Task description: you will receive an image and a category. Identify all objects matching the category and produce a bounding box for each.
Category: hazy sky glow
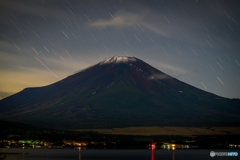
[0,0,240,99]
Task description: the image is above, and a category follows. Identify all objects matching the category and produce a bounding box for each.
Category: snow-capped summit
[99,56,136,65]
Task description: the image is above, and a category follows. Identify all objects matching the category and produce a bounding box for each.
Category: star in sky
[0,0,240,99]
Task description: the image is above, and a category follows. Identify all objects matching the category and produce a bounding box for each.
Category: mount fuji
[0,56,239,129]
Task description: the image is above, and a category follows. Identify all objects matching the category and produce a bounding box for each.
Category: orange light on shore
[151,144,155,149]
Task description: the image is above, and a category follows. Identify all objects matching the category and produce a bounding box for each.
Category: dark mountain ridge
[0,56,239,129]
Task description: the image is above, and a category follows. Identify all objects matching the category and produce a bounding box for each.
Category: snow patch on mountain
[116,56,128,64]
[99,56,136,65]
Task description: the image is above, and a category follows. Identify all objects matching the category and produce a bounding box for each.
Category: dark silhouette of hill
[0,56,239,129]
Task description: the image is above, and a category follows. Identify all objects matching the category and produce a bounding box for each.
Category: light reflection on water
[152,149,154,160]
[172,150,175,160]
[79,147,81,160]
[1,148,239,160]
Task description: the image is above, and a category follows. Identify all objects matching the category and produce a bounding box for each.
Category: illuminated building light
[150,144,155,149]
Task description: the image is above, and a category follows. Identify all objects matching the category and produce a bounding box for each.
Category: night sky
[0,0,240,100]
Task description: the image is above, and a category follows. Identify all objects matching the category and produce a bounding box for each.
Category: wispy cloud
[91,10,146,28]
[147,60,199,80]
[141,22,172,38]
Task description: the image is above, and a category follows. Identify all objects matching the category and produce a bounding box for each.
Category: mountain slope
[0,56,239,129]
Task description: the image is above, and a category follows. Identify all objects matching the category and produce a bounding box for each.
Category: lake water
[1,148,239,160]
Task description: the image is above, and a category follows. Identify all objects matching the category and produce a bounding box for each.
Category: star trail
[0,0,240,99]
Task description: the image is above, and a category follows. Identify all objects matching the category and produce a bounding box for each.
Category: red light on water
[152,148,154,160]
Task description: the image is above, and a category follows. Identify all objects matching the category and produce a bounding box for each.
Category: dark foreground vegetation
[1,120,240,149]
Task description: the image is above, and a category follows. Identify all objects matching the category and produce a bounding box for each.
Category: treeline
[1,120,240,149]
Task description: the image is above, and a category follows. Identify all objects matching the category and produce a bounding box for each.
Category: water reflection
[172,150,175,160]
[78,147,81,160]
[23,146,25,160]
[151,147,175,160]
[2,146,181,160]
[151,148,154,160]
